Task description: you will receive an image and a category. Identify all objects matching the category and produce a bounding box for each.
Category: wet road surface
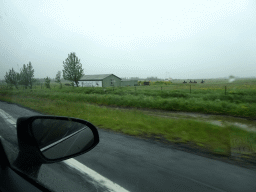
[1,101,256,192]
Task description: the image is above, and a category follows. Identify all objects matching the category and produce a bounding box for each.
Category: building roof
[79,74,121,81]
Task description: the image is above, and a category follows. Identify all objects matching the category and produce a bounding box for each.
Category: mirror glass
[31,118,94,160]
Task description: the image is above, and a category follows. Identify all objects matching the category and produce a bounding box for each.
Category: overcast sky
[1,0,256,79]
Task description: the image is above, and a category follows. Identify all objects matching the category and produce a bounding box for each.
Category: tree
[55,71,61,83]
[62,52,84,87]
[55,71,62,88]
[4,68,20,89]
[44,76,51,89]
[19,62,35,89]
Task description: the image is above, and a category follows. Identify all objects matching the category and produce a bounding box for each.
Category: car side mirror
[16,116,99,164]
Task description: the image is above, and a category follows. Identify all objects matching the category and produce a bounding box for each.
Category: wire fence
[1,82,255,96]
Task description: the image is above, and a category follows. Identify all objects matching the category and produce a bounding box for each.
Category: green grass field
[1,78,255,118]
[0,78,255,158]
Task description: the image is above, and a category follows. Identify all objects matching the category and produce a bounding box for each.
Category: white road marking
[0,109,17,126]
[0,109,129,192]
[64,158,129,192]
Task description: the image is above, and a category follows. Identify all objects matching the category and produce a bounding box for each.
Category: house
[78,74,121,87]
[78,74,138,87]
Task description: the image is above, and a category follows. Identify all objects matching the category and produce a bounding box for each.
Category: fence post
[225,86,227,95]
[190,85,191,94]
[161,86,162,91]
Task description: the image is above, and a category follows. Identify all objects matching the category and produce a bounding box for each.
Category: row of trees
[4,52,85,89]
[4,62,35,89]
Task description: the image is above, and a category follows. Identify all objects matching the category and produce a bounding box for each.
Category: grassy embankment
[0,79,256,158]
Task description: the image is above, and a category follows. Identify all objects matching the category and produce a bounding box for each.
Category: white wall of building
[78,81,102,87]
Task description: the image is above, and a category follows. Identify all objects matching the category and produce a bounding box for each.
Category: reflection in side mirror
[31,118,96,160]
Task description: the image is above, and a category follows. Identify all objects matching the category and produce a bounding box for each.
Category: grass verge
[1,87,255,118]
[1,94,256,160]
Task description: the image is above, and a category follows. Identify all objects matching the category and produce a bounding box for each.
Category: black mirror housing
[16,116,99,164]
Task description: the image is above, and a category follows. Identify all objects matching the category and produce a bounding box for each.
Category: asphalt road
[1,101,256,192]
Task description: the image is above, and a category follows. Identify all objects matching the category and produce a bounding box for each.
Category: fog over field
[1,0,256,79]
